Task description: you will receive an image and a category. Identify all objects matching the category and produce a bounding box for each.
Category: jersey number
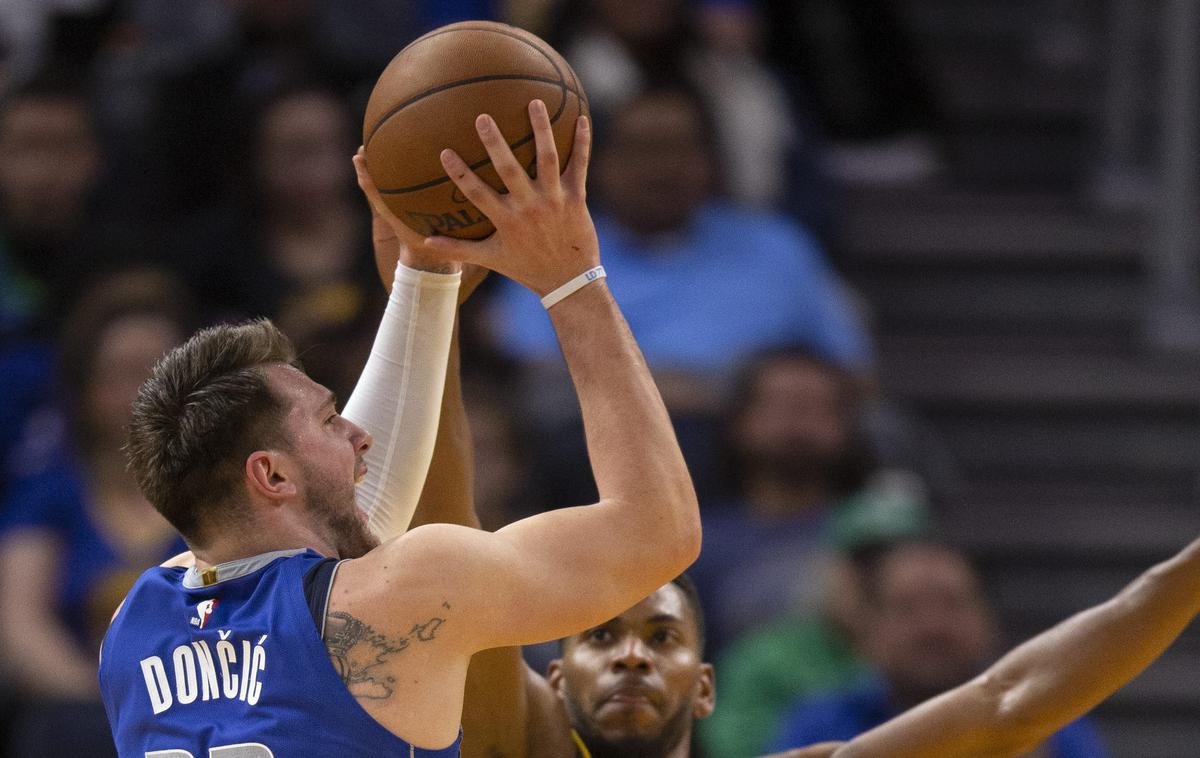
[147,745,273,758]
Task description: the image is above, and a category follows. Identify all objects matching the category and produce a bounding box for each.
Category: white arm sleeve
[342,262,460,542]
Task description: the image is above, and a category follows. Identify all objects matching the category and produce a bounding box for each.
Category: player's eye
[325,413,339,425]
[586,627,611,643]
[650,628,677,645]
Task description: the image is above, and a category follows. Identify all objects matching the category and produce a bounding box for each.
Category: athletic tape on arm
[342,262,460,542]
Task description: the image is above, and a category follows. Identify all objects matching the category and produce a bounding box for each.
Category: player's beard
[566,695,694,758]
[304,470,379,559]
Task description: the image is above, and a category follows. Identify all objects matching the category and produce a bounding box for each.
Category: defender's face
[550,584,714,746]
[266,365,376,557]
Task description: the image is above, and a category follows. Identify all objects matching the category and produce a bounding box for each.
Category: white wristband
[541,265,607,309]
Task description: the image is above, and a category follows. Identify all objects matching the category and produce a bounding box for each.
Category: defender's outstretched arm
[771,537,1200,758]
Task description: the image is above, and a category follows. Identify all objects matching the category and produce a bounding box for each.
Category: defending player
[100,101,701,756]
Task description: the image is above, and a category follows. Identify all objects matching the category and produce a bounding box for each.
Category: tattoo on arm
[323,610,446,700]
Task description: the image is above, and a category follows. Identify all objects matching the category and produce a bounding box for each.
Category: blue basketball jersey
[100,548,462,757]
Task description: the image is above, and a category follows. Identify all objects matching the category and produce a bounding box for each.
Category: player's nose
[610,635,652,672]
[349,421,372,453]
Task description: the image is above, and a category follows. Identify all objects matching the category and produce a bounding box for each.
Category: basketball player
[100,101,701,756]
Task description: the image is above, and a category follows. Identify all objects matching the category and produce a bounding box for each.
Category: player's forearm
[344,262,460,541]
[409,324,480,530]
[548,281,700,575]
[983,536,1200,744]
[833,537,1200,758]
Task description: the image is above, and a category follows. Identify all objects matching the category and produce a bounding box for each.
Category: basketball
[362,21,589,239]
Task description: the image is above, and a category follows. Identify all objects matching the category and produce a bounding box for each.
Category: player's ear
[246,450,297,501]
[546,658,567,700]
[692,662,715,719]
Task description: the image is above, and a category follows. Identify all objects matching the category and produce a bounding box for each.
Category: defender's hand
[353,148,463,289]
[425,100,599,296]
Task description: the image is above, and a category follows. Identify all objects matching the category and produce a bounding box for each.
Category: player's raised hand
[426,100,599,296]
[353,148,463,287]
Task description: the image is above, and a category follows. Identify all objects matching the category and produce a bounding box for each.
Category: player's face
[269,365,378,558]
[866,545,997,703]
[549,584,714,756]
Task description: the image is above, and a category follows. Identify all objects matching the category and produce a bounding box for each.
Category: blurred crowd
[0,1,1104,757]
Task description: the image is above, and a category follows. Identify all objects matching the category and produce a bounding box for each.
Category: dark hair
[592,78,723,166]
[668,573,706,652]
[125,319,298,544]
[59,268,199,455]
[3,67,88,110]
[850,538,974,607]
[560,573,707,654]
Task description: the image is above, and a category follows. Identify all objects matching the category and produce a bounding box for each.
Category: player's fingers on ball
[562,115,591,195]
[352,153,387,215]
[475,113,530,196]
[440,148,504,218]
[528,100,560,187]
[422,233,493,265]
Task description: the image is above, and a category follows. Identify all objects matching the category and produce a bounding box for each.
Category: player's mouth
[600,682,661,709]
[355,461,368,485]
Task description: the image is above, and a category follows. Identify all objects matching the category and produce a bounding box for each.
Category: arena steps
[838,184,1200,756]
[835,3,1197,753]
[895,0,1111,188]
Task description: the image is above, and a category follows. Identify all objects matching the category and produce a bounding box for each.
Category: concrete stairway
[839,185,1200,756]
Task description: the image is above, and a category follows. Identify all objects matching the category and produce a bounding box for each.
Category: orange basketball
[363,21,589,239]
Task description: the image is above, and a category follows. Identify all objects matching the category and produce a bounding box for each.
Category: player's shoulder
[337,523,490,600]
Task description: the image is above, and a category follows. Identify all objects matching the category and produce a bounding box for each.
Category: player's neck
[191,520,337,570]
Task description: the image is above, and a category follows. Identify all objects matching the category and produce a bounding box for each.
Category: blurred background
[1,0,1199,756]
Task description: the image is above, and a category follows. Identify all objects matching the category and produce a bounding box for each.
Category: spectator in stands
[0,72,155,499]
[116,0,500,215]
[699,485,928,758]
[0,73,111,322]
[688,346,880,651]
[492,84,869,401]
[489,86,869,505]
[767,541,1108,757]
[543,0,824,220]
[0,269,192,756]
[176,85,378,324]
[751,0,944,185]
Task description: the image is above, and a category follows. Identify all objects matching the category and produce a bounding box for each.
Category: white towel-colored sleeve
[342,262,460,542]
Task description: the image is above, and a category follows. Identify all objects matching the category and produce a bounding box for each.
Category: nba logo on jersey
[190,599,218,629]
